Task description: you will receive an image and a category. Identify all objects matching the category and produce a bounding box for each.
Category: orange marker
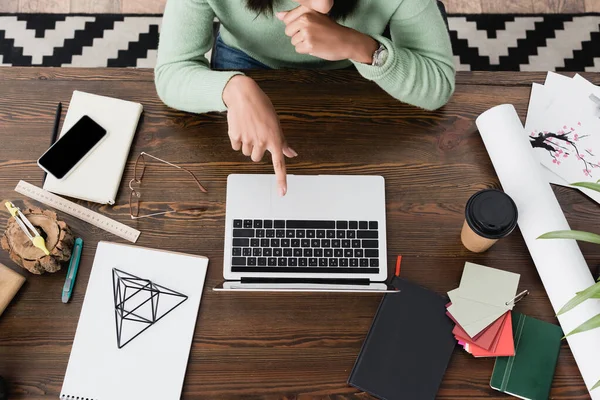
[395,255,402,277]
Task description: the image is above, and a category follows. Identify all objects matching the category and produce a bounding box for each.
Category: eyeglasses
[129,152,207,219]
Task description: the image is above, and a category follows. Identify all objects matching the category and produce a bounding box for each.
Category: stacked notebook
[348,277,455,400]
[446,262,519,358]
[44,91,143,205]
[490,312,563,400]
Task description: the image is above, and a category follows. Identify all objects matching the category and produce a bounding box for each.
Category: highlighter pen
[62,238,83,303]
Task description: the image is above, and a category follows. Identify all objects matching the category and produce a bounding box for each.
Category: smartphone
[38,115,107,179]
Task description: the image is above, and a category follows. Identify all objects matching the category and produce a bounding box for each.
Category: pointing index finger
[270,147,287,196]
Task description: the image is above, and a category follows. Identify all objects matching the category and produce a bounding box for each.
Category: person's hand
[277,6,378,64]
[222,75,297,196]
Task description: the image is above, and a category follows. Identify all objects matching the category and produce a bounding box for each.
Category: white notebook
[44,91,143,204]
[60,242,208,400]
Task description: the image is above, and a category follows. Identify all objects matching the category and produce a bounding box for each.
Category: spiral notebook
[60,242,208,400]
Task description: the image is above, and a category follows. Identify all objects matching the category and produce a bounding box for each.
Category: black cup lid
[465,189,518,239]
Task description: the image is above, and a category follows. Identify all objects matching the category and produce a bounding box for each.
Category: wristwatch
[372,43,388,67]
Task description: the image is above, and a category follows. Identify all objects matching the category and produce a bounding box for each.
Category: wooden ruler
[14,180,140,243]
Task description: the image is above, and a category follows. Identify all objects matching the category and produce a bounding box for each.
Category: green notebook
[490,312,563,400]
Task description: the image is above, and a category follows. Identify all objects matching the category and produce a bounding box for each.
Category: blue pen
[62,238,83,303]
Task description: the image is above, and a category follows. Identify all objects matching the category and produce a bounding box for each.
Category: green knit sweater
[155,0,455,112]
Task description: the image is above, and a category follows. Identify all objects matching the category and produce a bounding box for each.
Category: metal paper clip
[505,290,529,306]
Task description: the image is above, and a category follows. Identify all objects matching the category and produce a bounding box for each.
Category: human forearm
[345,30,379,65]
[352,0,455,110]
[155,61,242,113]
[155,0,242,113]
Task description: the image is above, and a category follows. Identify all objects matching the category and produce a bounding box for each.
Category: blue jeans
[211,34,271,70]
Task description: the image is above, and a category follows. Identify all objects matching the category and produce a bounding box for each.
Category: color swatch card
[464,311,514,358]
[446,262,521,357]
[448,290,508,337]
[449,309,509,351]
[447,262,520,338]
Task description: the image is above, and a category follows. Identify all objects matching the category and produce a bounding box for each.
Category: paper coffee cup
[461,189,518,253]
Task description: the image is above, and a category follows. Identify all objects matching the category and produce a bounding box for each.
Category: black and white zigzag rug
[0,13,599,71]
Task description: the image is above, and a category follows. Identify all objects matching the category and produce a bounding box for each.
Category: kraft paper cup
[461,189,518,253]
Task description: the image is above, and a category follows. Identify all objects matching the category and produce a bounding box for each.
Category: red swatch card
[447,310,507,351]
[464,311,514,357]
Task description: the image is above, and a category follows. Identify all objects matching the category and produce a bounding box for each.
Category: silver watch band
[372,44,388,67]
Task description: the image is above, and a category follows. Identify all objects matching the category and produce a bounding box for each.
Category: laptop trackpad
[269,175,382,220]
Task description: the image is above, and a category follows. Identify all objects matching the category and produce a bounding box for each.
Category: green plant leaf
[538,230,600,244]
[572,182,600,193]
[592,379,600,390]
[558,281,600,315]
[564,313,600,338]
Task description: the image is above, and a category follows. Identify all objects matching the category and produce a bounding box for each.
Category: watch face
[373,45,388,66]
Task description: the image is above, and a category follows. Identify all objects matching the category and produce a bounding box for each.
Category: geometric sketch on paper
[112,268,187,349]
[529,121,600,178]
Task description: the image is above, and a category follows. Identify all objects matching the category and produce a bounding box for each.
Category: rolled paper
[476,104,600,398]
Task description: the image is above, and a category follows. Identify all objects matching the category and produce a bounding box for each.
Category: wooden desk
[0,68,598,399]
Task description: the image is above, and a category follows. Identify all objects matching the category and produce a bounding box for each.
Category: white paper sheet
[526,78,600,205]
[60,242,208,400]
[476,104,600,397]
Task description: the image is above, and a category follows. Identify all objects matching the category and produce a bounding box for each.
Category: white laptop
[214,174,396,292]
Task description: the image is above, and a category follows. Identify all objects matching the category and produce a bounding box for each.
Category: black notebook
[348,277,456,400]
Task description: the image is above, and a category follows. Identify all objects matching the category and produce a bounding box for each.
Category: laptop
[214,174,396,292]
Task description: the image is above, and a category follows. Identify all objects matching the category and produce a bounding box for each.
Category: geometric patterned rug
[0,13,599,71]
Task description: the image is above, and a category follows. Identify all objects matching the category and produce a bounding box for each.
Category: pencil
[43,102,62,183]
[395,255,402,277]
[51,102,62,144]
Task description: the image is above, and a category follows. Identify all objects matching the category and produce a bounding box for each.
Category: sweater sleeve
[154,0,243,113]
[351,0,455,110]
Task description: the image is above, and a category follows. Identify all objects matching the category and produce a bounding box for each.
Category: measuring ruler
[14,180,140,243]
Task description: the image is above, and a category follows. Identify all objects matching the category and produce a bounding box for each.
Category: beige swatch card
[447,262,520,337]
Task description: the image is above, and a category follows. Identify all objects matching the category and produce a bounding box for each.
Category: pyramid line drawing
[112,268,188,349]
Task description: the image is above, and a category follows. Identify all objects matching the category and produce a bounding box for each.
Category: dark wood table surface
[0,68,599,399]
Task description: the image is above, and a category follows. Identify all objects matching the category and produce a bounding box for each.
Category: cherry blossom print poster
[525,73,600,196]
[530,117,600,183]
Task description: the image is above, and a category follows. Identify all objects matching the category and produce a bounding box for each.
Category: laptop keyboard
[230,220,380,273]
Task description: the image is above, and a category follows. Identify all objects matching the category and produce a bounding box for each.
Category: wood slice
[1,208,74,274]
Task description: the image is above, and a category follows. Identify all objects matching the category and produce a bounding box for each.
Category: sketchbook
[60,242,208,400]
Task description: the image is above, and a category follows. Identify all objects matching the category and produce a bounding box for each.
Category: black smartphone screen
[38,115,107,179]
